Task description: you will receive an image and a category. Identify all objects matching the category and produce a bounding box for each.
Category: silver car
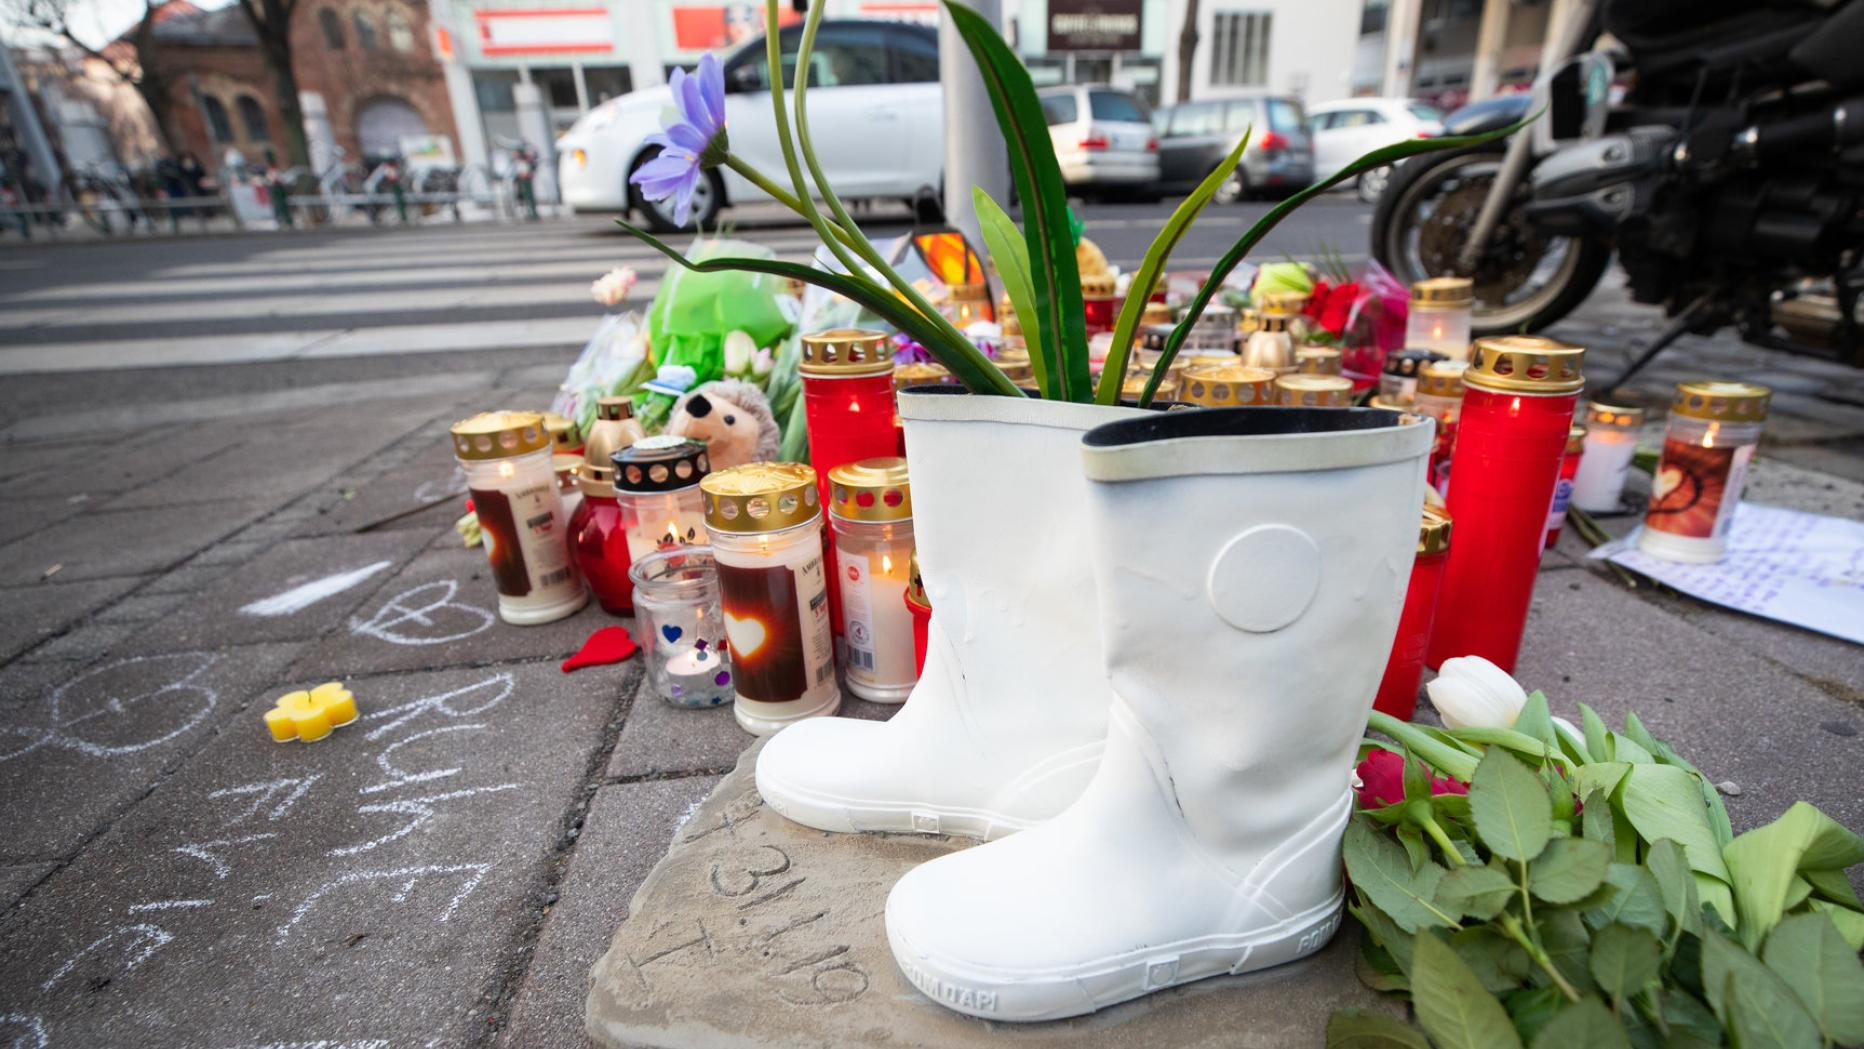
[1038,85,1160,196]
[1154,95,1314,201]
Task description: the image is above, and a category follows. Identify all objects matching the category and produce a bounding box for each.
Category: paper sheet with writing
[1589,502,1864,646]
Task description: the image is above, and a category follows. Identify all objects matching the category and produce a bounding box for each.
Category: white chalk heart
[1653,465,1683,501]
[724,613,768,658]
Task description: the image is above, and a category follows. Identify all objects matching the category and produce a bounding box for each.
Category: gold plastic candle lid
[1417,361,1469,399]
[905,550,930,611]
[1465,335,1585,396]
[543,412,579,451]
[1275,374,1354,407]
[828,457,912,523]
[1002,312,1022,337]
[993,347,1033,382]
[1253,311,1293,334]
[1670,381,1771,423]
[893,361,953,389]
[1411,276,1474,307]
[577,459,618,498]
[800,328,894,377]
[1566,423,1587,453]
[1141,300,1173,326]
[702,461,821,534]
[1586,400,1647,427]
[949,281,989,303]
[1181,362,1276,406]
[1081,272,1116,298]
[450,410,548,460]
[1256,290,1308,315]
[595,396,635,422]
[1122,372,1179,402]
[552,453,582,487]
[1419,506,1452,555]
[1296,346,1343,376]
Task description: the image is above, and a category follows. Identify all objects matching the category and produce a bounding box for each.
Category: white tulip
[590,267,638,307]
[1426,656,1528,730]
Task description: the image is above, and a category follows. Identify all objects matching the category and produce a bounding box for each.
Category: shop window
[237,96,270,141]
[1210,11,1271,88]
[473,70,519,113]
[202,95,235,144]
[583,65,633,103]
[533,67,580,109]
[319,8,346,49]
[386,7,415,51]
[353,10,380,50]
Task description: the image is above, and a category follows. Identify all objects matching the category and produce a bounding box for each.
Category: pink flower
[590,267,638,307]
[1354,750,1468,810]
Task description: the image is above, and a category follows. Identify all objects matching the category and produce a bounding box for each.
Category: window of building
[318,8,346,49]
[1360,0,1388,35]
[583,65,633,104]
[353,10,380,50]
[386,7,415,51]
[1209,11,1271,88]
[473,69,518,113]
[533,67,580,109]
[202,95,235,144]
[237,96,270,140]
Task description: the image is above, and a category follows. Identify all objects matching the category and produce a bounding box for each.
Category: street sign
[1046,0,1142,52]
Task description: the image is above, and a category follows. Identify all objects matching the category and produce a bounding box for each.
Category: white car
[558,20,945,230]
[1039,85,1159,196]
[1307,97,1445,202]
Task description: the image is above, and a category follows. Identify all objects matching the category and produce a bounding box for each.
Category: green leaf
[1574,762,1631,800]
[1579,703,1611,764]
[1095,127,1252,404]
[1540,909,1597,995]
[1586,863,1670,938]
[1411,933,1525,1049]
[1326,1009,1433,1049]
[972,188,1052,399]
[614,220,1020,395]
[1439,865,1517,921]
[1701,925,1816,1030]
[1399,822,1431,874]
[1620,765,1734,888]
[1660,989,1722,1045]
[1450,927,1531,993]
[1505,987,1569,1045]
[941,1,1089,401]
[1590,922,1663,999]
[1513,690,1557,752]
[1762,911,1864,1044]
[1801,866,1864,911]
[1612,734,1657,765]
[1529,997,1631,1049]
[1581,791,1616,848]
[1343,820,1456,933]
[1357,935,1411,992]
[1530,838,1612,905]
[1137,115,1530,406]
[1470,748,1553,863]
[1445,728,1573,770]
[1726,970,1824,1049]
[1367,711,1481,781]
[1724,801,1864,950]
[1645,839,1703,939]
[1808,900,1864,951]
[1352,900,1417,973]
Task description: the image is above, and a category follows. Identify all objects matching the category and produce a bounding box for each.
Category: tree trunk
[1175,0,1199,104]
[132,72,177,156]
[263,36,309,167]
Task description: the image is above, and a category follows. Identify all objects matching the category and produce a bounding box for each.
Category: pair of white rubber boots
[754,387,1433,1022]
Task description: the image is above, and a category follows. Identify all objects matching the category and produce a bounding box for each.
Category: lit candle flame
[497,461,516,479]
[881,554,893,574]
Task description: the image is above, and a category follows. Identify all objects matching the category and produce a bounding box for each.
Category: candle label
[1645,438,1753,539]
[717,555,834,704]
[471,485,577,598]
[836,546,917,691]
[1546,477,1574,531]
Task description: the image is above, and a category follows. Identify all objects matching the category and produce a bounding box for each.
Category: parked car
[1037,85,1159,197]
[557,20,944,230]
[1307,97,1444,202]
[1154,95,1313,202]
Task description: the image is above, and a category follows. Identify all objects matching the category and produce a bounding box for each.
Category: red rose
[1303,279,1332,321]
[1318,280,1361,337]
[1354,749,1469,809]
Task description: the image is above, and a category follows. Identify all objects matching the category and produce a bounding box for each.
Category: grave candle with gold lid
[451,410,587,625]
[1180,362,1275,407]
[1638,381,1771,563]
[1570,401,1647,512]
[1274,374,1354,407]
[827,457,917,703]
[1406,277,1474,361]
[1240,308,1297,373]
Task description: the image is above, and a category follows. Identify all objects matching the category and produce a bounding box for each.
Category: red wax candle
[568,462,633,614]
[1428,336,1586,673]
[1543,424,1587,548]
[800,328,899,636]
[904,551,930,677]
[1373,508,1452,720]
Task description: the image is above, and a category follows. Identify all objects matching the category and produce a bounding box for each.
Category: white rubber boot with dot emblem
[886,406,1433,1021]
[754,387,1148,840]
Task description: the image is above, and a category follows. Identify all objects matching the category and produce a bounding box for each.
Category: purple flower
[630,53,729,227]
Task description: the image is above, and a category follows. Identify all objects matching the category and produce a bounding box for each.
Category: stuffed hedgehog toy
[666,378,781,471]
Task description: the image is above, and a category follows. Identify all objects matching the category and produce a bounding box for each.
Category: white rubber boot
[886,406,1433,1021]
[754,387,1147,840]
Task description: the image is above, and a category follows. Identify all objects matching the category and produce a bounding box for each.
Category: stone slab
[0,660,618,1048]
[586,744,1394,1049]
[17,621,142,666]
[609,690,894,780]
[0,496,88,548]
[0,577,145,663]
[499,774,723,1049]
[117,530,433,654]
[0,642,300,863]
[0,424,237,502]
[291,436,467,537]
[0,499,273,587]
[92,591,189,625]
[290,545,631,679]
[0,862,55,911]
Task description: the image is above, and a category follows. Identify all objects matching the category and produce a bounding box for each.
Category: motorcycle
[1371,0,1864,388]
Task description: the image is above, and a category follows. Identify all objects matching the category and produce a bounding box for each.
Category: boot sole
[886,890,1346,1022]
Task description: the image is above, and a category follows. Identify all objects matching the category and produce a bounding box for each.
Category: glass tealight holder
[629,546,734,709]
[1186,302,1239,357]
[1379,348,1448,405]
[612,435,711,560]
[827,457,918,703]
[1406,277,1474,361]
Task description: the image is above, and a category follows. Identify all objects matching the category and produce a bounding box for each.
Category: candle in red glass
[1543,424,1587,548]
[1082,273,1118,337]
[568,461,633,614]
[905,551,930,677]
[1428,336,1586,673]
[800,328,899,636]
[1373,507,1452,720]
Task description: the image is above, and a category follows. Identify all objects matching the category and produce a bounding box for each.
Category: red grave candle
[1373,507,1452,720]
[799,328,899,637]
[1427,336,1586,674]
[568,461,634,614]
[1543,424,1587,548]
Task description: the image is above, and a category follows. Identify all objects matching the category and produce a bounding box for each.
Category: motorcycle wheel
[1372,142,1611,335]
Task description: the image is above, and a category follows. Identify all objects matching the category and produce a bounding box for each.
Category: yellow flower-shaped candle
[264,682,359,743]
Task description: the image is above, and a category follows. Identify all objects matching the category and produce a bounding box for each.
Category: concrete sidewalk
[0,330,1860,1047]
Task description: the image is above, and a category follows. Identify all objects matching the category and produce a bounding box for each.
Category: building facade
[1354,0,1568,108]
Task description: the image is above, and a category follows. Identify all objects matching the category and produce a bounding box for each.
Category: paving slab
[0,425,236,503]
[116,530,433,654]
[0,863,55,911]
[608,690,893,781]
[0,499,273,587]
[499,774,723,1049]
[291,544,630,679]
[0,496,89,548]
[100,414,411,512]
[0,660,619,1048]
[0,577,146,662]
[586,743,1394,1049]
[17,621,142,666]
[0,642,300,863]
[92,591,189,625]
[291,453,469,538]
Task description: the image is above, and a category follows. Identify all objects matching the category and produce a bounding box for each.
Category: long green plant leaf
[1094,126,1252,404]
[974,187,1053,398]
[942,0,1090,401]
[1138,119,1530,406]
[616,220,1021,396]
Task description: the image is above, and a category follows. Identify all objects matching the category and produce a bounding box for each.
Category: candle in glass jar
[1406,277,1474,361]
[1082,272,1118,337]
[1379,348,1448,405]
[1296,346,1343,376]
[1373,506,1452,719]
[1570,401,1647,513]
[1274,374,1354,407]
[702,462,839,736]
[827,457,918,703]
[1543,424,1587,548]
[629,546,734,708]
[450,411,587,625]
[612,435,710,560]
[1638,381,1771,564]
[800,329,900,638]
[1414,361,1467,495]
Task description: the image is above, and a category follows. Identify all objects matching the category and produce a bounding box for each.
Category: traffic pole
[939,0,1011,250]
